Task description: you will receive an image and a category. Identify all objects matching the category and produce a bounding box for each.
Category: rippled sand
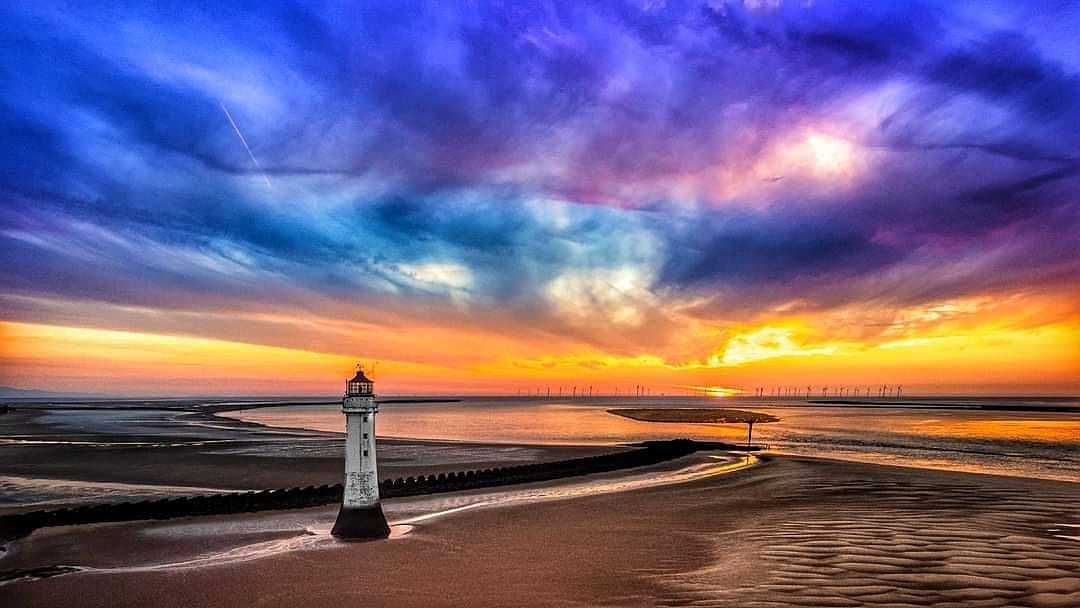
[3,455,1077,607]
[655,460,1080,607]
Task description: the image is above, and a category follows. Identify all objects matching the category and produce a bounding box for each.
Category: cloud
[710,326,843,366]
[0,0,1078,370]
[659,205,902,288]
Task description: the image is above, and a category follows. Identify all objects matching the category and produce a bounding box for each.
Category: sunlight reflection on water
[230,397,1080,482]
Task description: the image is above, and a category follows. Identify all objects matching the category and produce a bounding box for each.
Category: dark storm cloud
[928,31,1078,119]
[659,208,902,287]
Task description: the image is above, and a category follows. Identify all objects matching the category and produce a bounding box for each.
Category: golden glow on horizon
[910,418,1080,443]
[709,325,843,366]
[0,322,456,395]
[683,385,743,398]
[1,303,1077,395]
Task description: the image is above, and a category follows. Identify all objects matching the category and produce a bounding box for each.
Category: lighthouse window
[363,433,368,439]
[363,450,369,457]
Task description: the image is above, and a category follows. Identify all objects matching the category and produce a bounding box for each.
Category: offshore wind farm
[2,390,1078,607]
[1,1,1079,607]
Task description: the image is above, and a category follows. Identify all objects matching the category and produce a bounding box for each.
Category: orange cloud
[2,288,1077,396]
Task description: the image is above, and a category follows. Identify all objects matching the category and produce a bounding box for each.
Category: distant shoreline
[802,400,1080,412]
[607,408,780,424]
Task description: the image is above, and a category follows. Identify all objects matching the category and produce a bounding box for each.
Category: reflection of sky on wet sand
[232,398,1080,482]
[0,438,597,508]
[385,454,753,525]
[2,454,751,580]
[907,419,1080,442]
[0,476,230,508]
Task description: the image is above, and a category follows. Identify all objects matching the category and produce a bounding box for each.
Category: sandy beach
[3,454,1078,607]
[0,403,616,513]
[6,1,1080,604]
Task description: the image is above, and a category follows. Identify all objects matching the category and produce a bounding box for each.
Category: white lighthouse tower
[331,364,390,539]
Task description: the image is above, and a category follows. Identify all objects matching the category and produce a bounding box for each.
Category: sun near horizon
[3,5,1080,608]
[2,315,1076,396]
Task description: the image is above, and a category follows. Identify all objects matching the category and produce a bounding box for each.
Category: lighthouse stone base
[331,503,390,539]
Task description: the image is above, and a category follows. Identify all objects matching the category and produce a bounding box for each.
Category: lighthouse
[331,365,391,539]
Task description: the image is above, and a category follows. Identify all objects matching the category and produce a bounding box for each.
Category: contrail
[221,103,273,189]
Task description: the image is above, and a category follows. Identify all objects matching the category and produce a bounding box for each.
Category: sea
[228,396,1080,483]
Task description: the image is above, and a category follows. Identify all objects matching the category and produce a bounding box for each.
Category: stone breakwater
[0,439,750,543]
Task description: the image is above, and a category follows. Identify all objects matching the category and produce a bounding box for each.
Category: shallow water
[0,454,753,581]
[0,476,230,507]
[229,396,1080,482]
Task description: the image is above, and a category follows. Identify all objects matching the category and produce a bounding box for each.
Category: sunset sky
[1,1,1078,396]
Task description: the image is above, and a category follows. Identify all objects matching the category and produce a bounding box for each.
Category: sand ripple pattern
[657,474,1080,608]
